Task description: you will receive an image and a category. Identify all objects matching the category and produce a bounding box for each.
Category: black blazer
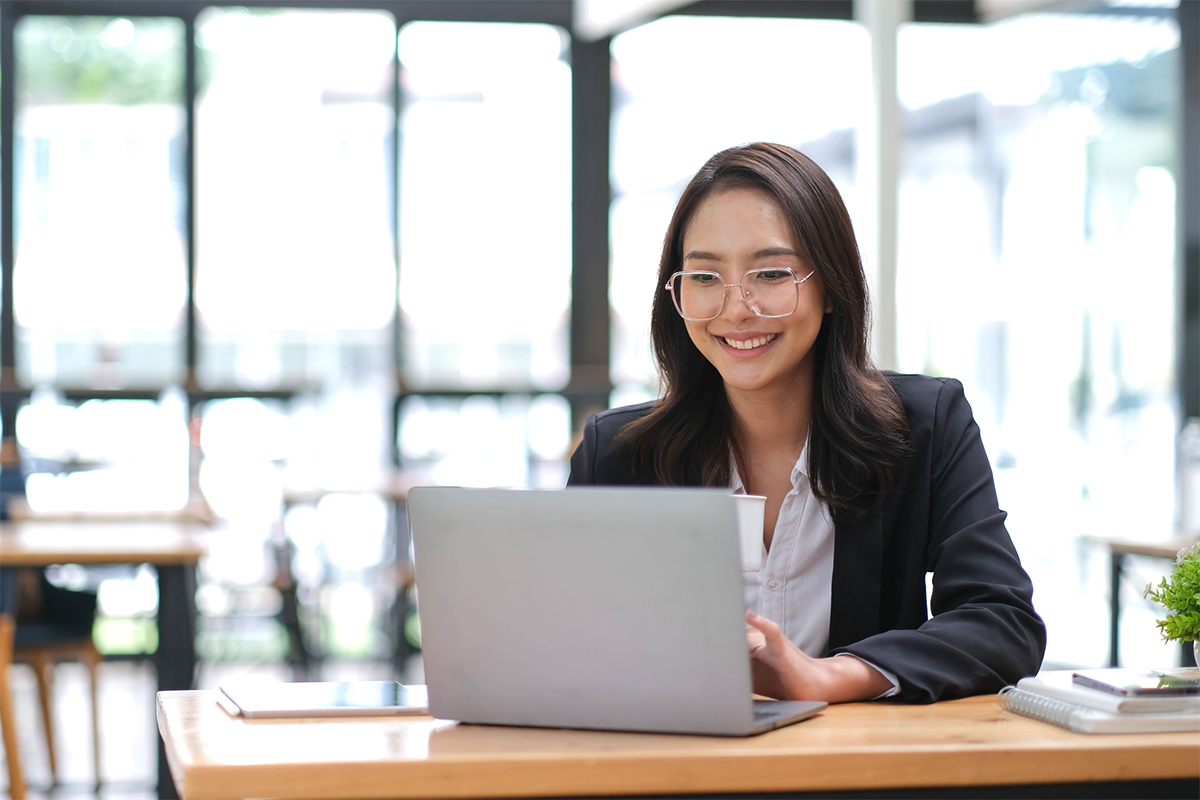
[567,373,1046,703]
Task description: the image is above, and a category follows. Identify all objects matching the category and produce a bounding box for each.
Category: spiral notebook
[999,670,1200,734]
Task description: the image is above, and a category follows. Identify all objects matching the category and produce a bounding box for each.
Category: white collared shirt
[733,444,900,697]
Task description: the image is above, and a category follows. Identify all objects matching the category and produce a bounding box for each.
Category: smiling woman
[675,187,828,403]
[568,142,1047,706]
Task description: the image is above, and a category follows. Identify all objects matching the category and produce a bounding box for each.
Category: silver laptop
[407,486,826,736]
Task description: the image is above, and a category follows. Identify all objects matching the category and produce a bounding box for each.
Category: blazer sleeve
[831,378,1046,702]
[567,414,600,486]
[566,402,657,487]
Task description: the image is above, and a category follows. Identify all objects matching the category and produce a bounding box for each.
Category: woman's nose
[720,284,760,319]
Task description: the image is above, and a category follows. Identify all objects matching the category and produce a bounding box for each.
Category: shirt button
[767,580,779,591]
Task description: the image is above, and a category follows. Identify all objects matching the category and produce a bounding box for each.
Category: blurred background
[0,0,1196,796]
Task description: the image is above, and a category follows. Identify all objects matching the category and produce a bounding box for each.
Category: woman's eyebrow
[753,247,799,258]
[684,247,799,261]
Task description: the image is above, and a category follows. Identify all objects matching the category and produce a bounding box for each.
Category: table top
[5,496,216,525]
[1099,537,1199,560]
[156,689,1200,800]
[0,520,209,566]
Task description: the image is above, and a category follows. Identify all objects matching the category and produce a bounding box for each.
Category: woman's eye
[753,269,793,283]
[686,273,720,286]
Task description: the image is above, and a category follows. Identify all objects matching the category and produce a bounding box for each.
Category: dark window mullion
[1180,0,1200,421]
[568,33,613,431]
[1,3,18,441]
[391,10,405,467]
[184,8,197,387]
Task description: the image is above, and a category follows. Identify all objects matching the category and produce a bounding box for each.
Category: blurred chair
[280,471,427,679]
[271,531,317,680]
[1,438,103,787]
[0,570,102,789]
[1,613,27,800]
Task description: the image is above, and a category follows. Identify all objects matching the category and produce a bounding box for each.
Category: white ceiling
[570,0,1145,40]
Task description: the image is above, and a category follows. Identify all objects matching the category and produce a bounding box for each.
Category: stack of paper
[999,670,1200,734]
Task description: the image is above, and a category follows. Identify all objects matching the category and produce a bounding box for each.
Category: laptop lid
[408,486,822,736]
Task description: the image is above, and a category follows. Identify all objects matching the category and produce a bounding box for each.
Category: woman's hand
[746,611,893,703]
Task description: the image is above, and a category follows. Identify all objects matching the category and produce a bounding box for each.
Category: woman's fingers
[745,611,891,702]
[745,611,823,700]
[746,611,786,658]
[745,610,779,638]
[746,622,767,655]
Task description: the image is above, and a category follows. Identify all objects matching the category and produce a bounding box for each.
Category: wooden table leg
[1183,639,1198,667]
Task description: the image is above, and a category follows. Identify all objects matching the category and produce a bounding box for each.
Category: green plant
[1144,543,1200,643]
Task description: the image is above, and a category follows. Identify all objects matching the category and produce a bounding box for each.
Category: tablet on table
[218,681,428,718]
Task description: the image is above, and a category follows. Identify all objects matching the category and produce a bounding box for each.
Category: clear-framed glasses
[664,267,816,322]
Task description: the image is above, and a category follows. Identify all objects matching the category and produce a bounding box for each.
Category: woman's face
[678,187,829,399]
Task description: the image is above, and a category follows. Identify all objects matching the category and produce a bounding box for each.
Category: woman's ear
[821,285,833,314]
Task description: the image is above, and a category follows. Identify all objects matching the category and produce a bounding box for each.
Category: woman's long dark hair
[617,142,910,515]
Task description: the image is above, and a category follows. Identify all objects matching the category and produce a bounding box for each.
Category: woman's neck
[726,374,813,468]
[726,375,814,549]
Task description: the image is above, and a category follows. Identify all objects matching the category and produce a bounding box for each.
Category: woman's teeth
[723,334,778,350]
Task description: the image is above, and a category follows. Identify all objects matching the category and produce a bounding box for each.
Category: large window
[896,13,1181,668]
[195,9,397,390]
[0,1,1191,675]
[1,6,578,667]
[397,21,571,392]
[14,16,186,388]
[393,21,572,489]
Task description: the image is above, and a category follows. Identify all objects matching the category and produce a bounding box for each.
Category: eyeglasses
[664,267,815,321]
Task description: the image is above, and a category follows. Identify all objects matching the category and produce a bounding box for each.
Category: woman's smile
[717,332,781,353]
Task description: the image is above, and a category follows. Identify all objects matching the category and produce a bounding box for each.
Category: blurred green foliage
[17,16,187,106]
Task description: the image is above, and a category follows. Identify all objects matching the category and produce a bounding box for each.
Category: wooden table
[4,496,216,525]
[1,521,209,798]
[157,688,1200,800]
[1093,536,1198,667]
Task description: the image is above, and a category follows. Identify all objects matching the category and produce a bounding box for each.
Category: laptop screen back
[407,487,755,735]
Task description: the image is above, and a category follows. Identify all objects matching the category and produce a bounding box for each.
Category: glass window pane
[609,17,869,393]
[397,393,570,488]
[896,13,1180,669]
[16,389,189,511]
[195,9,397,389]
[14,16,185,387]
[398,22,570,391]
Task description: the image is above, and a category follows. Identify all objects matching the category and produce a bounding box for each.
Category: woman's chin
[715,368,780,395]
[713,357,815,399]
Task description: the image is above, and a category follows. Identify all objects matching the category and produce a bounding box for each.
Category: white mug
[733,494,766,572]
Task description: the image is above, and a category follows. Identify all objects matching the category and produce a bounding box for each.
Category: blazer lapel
[827,510,883,651]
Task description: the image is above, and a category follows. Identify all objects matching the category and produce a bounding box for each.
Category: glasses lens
[672,272,724,320]
[743,269,798,317]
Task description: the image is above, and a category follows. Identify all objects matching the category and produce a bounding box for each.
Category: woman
[568,142,1045,704]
